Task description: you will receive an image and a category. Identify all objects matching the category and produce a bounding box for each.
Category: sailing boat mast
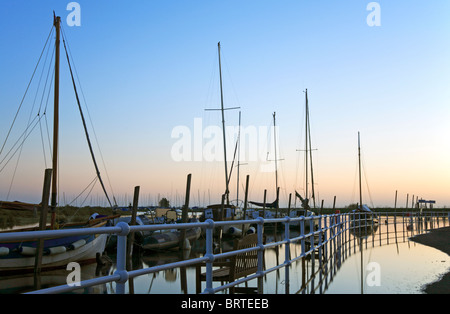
[358,131,363,210]
[236,111,241,206]
[304,90,309,202]
[299,89,316,209]
[217,42,230,206]
[205,42,239,206]
[50,14,61,229]
[307,90,316,208]
[273,112,279,194]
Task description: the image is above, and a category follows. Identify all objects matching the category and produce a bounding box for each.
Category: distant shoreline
[410,226,450,294]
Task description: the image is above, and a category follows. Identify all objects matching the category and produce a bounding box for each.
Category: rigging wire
[2,117,41,199]
[37,41,56,169]
[294,96,307,207]
[61,28,113,208]
[8,32,55,200]
[0,26,55,203]
[1,22,116,208]
[351,160,359,205]
[38,64,55,169]
[199,49,218,205]
[61,25,117,207]
[61,176,99,227]
[361,151,375,208]
[68,176,98,207]
[0,25,54,159]
[351,142,375,208]
[0,115,40,172]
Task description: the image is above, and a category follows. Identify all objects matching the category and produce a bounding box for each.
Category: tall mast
[50,14,61,228]
[304,89,309,201]
[218,42,230,206]
[273,112,278,195]
[307,90,316,208]
[236,111,241,206]
[206,42,239,205]
[358,131,363,210]
[296,89,316,209]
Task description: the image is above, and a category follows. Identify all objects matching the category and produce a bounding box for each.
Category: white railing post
[318,216,323,271]
[324,215,329,263]
[310,217,315,271]
[257,217,264,294]
[114,221,130,294]
[204,219,215,294]
[300,217,305,257]
[284,216,291,294]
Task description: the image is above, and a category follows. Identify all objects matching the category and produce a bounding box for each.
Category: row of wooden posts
[32,167,338,277]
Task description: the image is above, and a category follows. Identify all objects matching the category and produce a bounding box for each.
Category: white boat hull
[0,234,107,272]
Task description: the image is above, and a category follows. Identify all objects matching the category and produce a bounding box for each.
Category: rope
[61,30,113,208]
[361,153,375,208]
[68,177,98,207]
[0,115,40,173]
[0,26,54,158]
[61,25,117,206]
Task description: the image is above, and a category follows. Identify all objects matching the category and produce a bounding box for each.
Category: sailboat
[202,43,235,218]
[290,89,316,230]
[200,42,254,237]
[350,132,379,237]
[249,112,281,224]
[0,14,114,273]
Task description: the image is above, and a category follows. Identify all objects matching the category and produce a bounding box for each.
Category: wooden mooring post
[287,193,292,217]
[127,186,140,294]
[34,168,53,282]
[127,186,140,263]
[241,175,250,238]
[262,189,267,219]
[180,174,192,250]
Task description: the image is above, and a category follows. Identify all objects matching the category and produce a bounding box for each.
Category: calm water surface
[1,216,448,294]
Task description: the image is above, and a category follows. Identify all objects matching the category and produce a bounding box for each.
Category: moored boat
[105,215,154,251]
[350,132,379,236]
[0,14,116,274]
[141,223,201,251]
[0,220,109,274]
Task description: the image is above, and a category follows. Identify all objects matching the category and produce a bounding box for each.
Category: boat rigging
[295,89,317,211]
[0,13,116,215]
[204,42,240,206]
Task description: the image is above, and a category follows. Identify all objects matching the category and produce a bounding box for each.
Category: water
[324,240,448,294]
[1,215,448,294]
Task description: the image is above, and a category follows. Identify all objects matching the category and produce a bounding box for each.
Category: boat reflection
[0,263,107,294]
[1,214,448,294]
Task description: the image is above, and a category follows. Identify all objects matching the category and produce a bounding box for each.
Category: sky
[0,0,449,209]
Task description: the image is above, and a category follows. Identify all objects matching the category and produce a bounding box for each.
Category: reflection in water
[0,263,108,294]
[0,215,448,294]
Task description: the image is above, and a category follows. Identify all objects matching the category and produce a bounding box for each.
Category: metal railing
[0,211,448,294]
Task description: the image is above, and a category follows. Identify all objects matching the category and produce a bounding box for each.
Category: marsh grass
[1,205,445,230]
[0,209,20,230]
[0,206,115,230]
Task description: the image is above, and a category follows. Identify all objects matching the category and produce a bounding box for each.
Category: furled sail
[249,199,278,209]
[295,190,310,210]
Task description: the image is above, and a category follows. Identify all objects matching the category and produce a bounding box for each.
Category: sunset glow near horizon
[1,1,449,209]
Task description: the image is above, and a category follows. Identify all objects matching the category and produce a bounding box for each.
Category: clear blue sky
[1,1,449,208]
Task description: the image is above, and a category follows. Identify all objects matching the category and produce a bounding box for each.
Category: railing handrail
[0,211,447,294]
